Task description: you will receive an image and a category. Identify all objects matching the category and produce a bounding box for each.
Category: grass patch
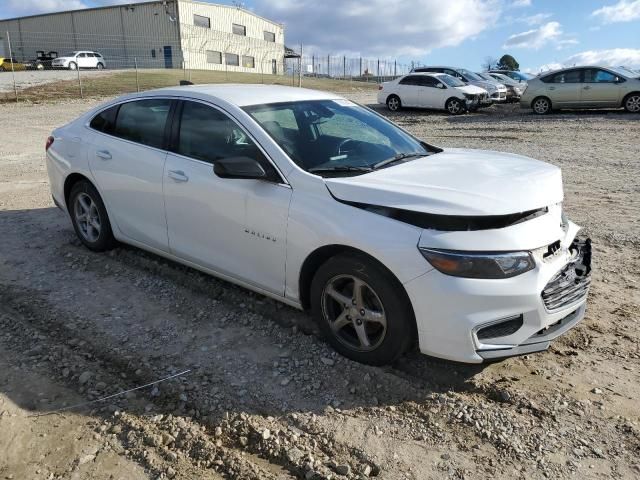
[1,68,378,104]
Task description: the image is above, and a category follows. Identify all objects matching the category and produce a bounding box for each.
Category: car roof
[405,72,445,77]
[135,84,343,107]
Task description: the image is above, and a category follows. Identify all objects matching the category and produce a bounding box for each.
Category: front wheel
[532,96,551,115]
[69,180,116,252]
[68,62,77,71]
[310,254,414,365]
[445,97,465,115]
[623,93,640,113]
[386,95,401,112]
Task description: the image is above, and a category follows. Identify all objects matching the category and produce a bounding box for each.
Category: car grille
[541,238,592,311]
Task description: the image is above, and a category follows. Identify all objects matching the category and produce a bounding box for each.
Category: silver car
[520,66,640,114]
[413,66,504,106]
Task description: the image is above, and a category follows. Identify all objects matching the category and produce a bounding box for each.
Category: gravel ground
[0,94,639,480]
[0,68,120,93]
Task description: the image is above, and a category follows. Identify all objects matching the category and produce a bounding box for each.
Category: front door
[88,98,172,252]
[580,68,624,107]
[163,100,292,295]
[415,75,447,108]
[163,46,173,69]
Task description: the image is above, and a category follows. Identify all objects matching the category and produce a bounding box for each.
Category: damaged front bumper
[405,222,592,363]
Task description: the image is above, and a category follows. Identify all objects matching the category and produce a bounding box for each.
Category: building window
[264,31,275,42]
[151,49,156,58]
[206,50,222,64]
[242,55,255,68]
[225,53,239,66]
[232,23,246,36]
[194,14,210,28]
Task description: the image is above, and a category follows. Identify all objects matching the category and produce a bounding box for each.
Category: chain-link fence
[1,26,411,103]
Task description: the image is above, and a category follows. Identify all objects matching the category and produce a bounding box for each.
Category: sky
[1,0,639,73]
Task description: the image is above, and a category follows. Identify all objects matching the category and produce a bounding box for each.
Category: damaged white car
[46,85,592,365]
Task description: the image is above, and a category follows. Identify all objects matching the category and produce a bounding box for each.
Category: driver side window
[177,101,256,164]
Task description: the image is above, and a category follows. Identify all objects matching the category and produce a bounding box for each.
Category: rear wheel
[311,254,414,365]
[36,63,44,71]
[532,96,551,115]
[445,97,465,115]
[96,63,104,70]
[386,95,401,111]
[69,180,116,252]
[623,93,640,113]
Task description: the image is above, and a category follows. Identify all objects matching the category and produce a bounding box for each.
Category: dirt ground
[0,94,639,480]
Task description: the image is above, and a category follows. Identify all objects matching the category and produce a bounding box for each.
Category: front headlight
[463,93,475,100]
[419,248,535,279]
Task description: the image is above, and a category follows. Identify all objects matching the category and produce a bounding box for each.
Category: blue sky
[1,0,639,72]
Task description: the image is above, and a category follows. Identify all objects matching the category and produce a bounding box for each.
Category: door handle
[95,150,112,160]
[583,85,591,90]
[168,170,189,182]
[548,86,555,90]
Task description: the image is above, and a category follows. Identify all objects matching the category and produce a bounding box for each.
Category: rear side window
[399,75,421,85]
[89,105,118,134]
[112,99,171,149]
[550,70,582,84]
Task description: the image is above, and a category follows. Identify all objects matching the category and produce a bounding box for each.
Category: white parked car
[46,85,592,365]
[51,51,106,70]
[378,73,488,114]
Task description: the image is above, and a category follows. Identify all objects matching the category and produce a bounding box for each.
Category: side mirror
[213,156,266,180]
[437,83,445,89]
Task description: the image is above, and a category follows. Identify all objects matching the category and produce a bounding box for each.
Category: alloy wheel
[447,99,462,114]
[533,98,550,114]
[626,95,640,113]
[321,275,387,352]
[387,97,400,111]
[74,192,102,243]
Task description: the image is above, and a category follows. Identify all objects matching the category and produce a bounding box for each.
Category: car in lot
[488,69,533,83]
[51,51,106,70]
[24,50,59,70]
[378,72,488,114]
[486,72,527,101]
[0,57,26,72]
[476,72,521,102]
[46,84,592,365]
[413,66,505,104]
[521,65,640,114]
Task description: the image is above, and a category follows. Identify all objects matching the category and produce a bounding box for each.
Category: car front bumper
[404,233,592,363]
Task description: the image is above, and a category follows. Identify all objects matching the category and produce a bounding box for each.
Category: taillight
[46,136,54,151]
[378,84,383,90]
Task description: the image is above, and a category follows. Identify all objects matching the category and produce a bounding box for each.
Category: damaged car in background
[46,85,592,365]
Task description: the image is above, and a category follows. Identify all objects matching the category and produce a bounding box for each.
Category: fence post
[343,56,346,79]
[134,57,140,92]
[312,54,315,75]
[77,63,83,98]
[298,43,303,88]
[394,60,397,77]
[377,59,380,80]
[327,55,330,78]
[359,57,362,79]
[7,31,18,103]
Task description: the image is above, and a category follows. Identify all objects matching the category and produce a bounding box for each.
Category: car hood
[456,85,487,95]
[324,148,563,216]
[470,80,497,92]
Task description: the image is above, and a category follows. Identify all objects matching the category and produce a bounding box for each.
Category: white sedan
[378,72,488,114]
[46,84,591,365]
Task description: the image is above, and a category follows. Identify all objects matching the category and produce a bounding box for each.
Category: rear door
[396,75,422,107]
[581,68,624,107]
[163,100,292,294]
[88,98,172,251]
[544,69,582,106]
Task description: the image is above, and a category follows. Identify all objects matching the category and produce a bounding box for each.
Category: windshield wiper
[308,165,373,175]
[373,152,426,170]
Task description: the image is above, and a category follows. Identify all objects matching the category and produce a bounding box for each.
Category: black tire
[96,63,104,70]
[445,97,465,115]
[386,95,401,112]
[36,63,44,71]
[68,62,77,71]
[531,96,552,115]
[623,92,640,113]
[310,254,414,365]
[68,180,116,252]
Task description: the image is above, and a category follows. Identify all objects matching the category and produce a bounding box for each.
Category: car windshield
[458,69,483,81]
[439,74,466,87]
[609,66,639,78]
[476,73,495,82]
[244,100,433,176]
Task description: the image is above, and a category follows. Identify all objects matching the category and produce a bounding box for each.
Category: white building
[0,0,285,74]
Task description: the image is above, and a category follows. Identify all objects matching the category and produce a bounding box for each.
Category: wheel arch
[298,244,416,330]
[386,93,400,103]
[64,172,94,212]
[622,91,640,108]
